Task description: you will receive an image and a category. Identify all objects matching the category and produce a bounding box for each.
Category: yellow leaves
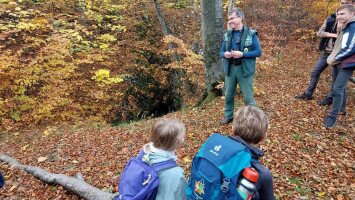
[92,69,124,86]
[316,191,326,197]
[10,111,21,121]
[93,69,110,81]
[16,17,48,31]
[33,18,48,26]
[16,22,37,31]
[71,31,83,42]
[111,25,126,32]
[254,86,265,96]
[99,34,117,43]
[21,144,30,151]
[43,127,56,137]
[162,35,203,75]
[183,156,192,163]
[98,34,117,50]
[99,43,109,50]
[0,0,12,4]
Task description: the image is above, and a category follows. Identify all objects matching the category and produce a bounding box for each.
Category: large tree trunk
[0,154,116,200]
[201,0,224,97]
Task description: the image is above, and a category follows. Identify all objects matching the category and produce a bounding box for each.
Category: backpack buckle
[221,178,230,193]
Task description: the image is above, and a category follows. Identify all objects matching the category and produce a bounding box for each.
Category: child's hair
[150,119,186,151]
[232,106,269,144]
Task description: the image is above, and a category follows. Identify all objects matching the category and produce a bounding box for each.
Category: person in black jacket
[231,106,274,200]
[295,0,352,105]
[0,172,4,188]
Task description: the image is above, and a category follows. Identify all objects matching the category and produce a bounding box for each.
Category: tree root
[0,154,116,200]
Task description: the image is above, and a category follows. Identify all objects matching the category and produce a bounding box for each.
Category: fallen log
[0,154,116,200]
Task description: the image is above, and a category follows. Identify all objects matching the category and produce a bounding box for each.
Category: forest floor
[0,43,354,199]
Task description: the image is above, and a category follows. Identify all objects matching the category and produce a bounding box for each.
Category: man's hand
[224,52,232,58]
[231,50,243,58]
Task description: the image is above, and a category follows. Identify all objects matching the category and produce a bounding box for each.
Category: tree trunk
[228,0,236,14]
[151,0,185,104]
[191,0,202,54]
[151,0,181,62]
[0,154,116,200]
[201,0,224,95]
[152,0,171,36]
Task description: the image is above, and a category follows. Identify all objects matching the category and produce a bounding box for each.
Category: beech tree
[201,0,224,102]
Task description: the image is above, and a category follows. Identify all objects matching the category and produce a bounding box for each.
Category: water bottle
[236,167,259,200]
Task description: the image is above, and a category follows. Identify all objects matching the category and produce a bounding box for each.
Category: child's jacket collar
[143,143,177,162]
[229,135,264,160]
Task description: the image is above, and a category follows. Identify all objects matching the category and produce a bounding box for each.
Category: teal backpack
[185,133,253,200]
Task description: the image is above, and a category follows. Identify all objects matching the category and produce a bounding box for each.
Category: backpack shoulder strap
[138,150,178,172]
[152,159,178,172]
[251,157,260,164]
[137,150,145,159]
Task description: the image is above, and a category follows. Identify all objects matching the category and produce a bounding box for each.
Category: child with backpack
[186,106,274,200]
[116,119,187,200]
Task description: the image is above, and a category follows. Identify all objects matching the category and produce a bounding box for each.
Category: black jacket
[318,12,337,51]
[232,136,275,200]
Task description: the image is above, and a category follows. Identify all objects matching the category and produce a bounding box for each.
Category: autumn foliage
[0,0,204,130]
[0,0,354,199]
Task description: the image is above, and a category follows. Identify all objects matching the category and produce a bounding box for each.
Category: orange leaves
[162,35,203,72]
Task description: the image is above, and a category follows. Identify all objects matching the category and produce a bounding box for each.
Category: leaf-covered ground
[0,43,354,199]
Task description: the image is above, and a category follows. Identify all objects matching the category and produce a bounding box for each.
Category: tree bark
[228,0,236,14]
[201,0,224,95]
[152,0,171,36]
[151,0,181,61]
[0,154,116,200]
[151,0,185,101]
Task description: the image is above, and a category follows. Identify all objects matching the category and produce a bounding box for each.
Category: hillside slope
[1,42,354,199]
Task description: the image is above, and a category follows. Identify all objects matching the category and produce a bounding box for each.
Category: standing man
[295,0,352,105]
[219,8,261,125]
[324,4,355,128]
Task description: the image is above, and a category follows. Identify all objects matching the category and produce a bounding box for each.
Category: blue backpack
[115,150,177,200]
[186,133,253,200]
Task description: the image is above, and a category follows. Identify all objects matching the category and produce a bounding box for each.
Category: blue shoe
[324,115,337,128]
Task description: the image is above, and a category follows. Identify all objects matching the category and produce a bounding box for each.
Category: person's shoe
[324,115,337,128]
[318,98,332,106]
[294,93,313,100]
[220,117,233,125]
